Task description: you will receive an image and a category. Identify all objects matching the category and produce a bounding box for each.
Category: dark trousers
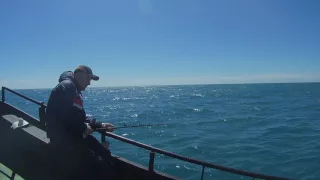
[49,135,116,180]
[81,135,116,180]
[84,135,112,162]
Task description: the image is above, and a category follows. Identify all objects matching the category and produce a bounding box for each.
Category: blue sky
[1,0,319,89]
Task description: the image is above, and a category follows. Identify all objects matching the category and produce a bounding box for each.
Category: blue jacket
[45,71,101,146]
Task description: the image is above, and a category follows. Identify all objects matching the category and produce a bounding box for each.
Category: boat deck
[0,113,52,180]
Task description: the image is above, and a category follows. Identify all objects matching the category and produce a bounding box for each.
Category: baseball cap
[74,65,99,81]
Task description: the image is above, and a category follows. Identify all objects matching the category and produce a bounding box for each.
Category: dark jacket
[46,71,101,147]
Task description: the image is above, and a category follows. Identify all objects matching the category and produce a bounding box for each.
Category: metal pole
[1,87,5,102]
[201,166,205,180]
[149,151,155,172]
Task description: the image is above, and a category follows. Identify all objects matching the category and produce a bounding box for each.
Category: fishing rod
[95,123,166,131]
[306,92,320,103]
[303,89,320,103]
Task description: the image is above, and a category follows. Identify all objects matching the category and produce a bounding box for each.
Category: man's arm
[85,115,102,129]
[85,115,115,132]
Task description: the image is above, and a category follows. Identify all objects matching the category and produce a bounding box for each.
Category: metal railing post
[201,166,205,180]
[39,102,46,129]
[10,172,16,180]
[1,87,5,102]
[149,151,155,172]
[101,133,106,142]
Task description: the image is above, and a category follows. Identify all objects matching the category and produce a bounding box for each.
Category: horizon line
[2,81,320,91]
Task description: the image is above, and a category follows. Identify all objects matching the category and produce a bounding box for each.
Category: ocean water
[2,83,320,180]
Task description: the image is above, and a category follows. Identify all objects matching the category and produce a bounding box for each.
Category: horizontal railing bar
[3,102,43,129]
[101,132,291,180]
[3,87,45,106]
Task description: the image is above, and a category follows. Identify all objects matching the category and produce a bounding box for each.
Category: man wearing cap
[45,65,116,179]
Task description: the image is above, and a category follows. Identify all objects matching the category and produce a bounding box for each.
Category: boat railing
[0,86,292,180]
[99,132,291,180]
[1,86,47,129]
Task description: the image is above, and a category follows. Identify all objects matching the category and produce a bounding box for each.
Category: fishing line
[303,89,320,103]
[95,123,166,131]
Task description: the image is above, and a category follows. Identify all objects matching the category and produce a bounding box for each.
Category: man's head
[74,65,99,91]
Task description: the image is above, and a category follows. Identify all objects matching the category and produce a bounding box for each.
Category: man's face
[77,72,92,90]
